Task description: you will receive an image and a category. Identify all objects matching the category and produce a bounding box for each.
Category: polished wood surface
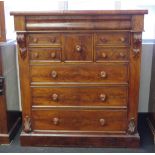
[0,1,6,42]
[11,10,147,147]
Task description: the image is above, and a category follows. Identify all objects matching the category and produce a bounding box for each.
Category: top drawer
[28,34,61,46]
[95,32,129,46]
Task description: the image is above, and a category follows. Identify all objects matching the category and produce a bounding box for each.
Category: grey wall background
[0,40,20,111]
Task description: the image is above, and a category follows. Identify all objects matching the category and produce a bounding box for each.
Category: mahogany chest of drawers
[11,10,147,147]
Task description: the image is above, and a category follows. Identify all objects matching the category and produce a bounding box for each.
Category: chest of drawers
[11,10,147,147]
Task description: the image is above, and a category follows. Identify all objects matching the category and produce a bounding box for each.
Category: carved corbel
[23,116,32,133]
[128,118,136,135]
[132,33,142,58]
[17,33,27,60]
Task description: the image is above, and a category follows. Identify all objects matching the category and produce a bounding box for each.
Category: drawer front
[30,63,128,83]
[32,86,128,107]
[32,110,127,132]
[95,32,129,46]
[95,47,129,61]
[29,48,61,61]
[28,34,61,45]
[63,34,93,61]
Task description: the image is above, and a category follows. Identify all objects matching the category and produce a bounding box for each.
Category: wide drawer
[32,86,128,107]
[29,47,61,61]
[32,109,127,132]
[30,63,128,83]
[28,34,61,46]
[95,32,129,46]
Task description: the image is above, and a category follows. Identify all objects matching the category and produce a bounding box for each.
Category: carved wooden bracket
[17,33,27,60]
[23,116,32,133]
[133,33,142,58]
[128,118,136,135]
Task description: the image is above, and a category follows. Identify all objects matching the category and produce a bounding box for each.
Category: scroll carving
[132,33,142,58]
[128,118,136,135]
[17,33,27,60]
[23,116,32,133]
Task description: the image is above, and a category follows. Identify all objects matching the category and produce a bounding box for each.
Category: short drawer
[32,109,127,132]
[32,86,128,107]
[95,47,129,61]
[28,34,61,46]
[30,63,128,83]
[29,48,61,61]
[95,32,129,46]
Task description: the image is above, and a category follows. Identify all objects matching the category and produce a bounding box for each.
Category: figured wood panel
[63,33,93,61]
[32,86,128,107]
[32,109,127,132]
[30,63,129,83]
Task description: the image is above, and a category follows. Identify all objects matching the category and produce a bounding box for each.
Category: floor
[0,114,155,153]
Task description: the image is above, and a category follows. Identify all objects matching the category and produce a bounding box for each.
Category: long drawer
[32,109,127,132]
[32,86,128,107]
[30,63,128,83]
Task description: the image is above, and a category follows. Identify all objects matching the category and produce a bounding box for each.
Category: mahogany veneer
[11,10,148,147]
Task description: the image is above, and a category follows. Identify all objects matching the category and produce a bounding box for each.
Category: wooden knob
[33,52,39,58]
[51,52,56,58]
[75,45,82,52]
[50,37,56,43]
[120,37,125,42]
[99,118,106,126]
[100,94,106,102]
[100,71,107,78]
[33,38,38,43]
[51,71,57,78]
[119,52,125,57]
[100,37,107,43]
[53,117,59,125]
[101,52,107,58]
[52,93,58,101]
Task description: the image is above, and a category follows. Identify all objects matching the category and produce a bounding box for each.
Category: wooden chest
[11,10,147,147]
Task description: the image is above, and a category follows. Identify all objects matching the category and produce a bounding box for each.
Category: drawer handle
[50,37,56,43]
[51,71,57,78]
[75,45,82,52]
[51,52,56,58]
[33,52,39,58]
[33,38,38,43]
[100,71,107,78]
[100,37,107,43]
[99,118,106,126]
[119,52,125,58]
[101,52,107,58]
[52,93,58,101]
[100,94,107,102]
[120,37,126,42]
[53,117,59,125]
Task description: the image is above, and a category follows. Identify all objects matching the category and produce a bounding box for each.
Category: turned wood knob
[100,37,107,43]
[99,118,106,126]
[100,71,107,78]
[75,45,82,52]
[33,52,39,58]
[101,52,107,58]
[33,38,38,43]
[53,117,59,125]
[119,52,125,57]
[100,94,106,102]
[120,37,125,42]
[52,93,58,101]
[50,37,56,43]
[51,52,56,58]
[51,71,57,78]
